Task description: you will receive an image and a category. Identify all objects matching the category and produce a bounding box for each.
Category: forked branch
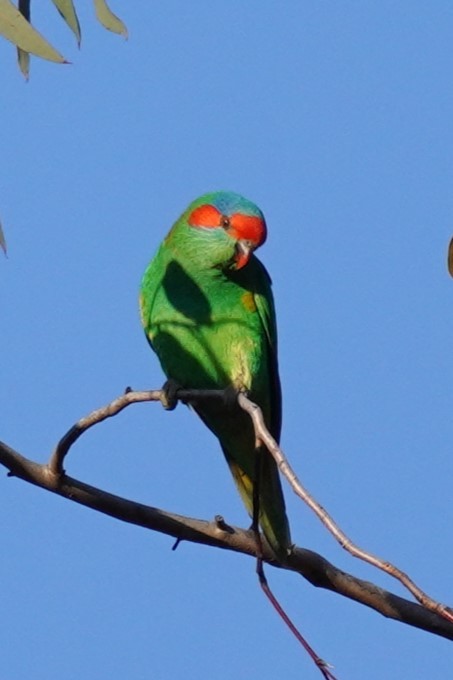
[1,386,452,643]
[237,393,453,624]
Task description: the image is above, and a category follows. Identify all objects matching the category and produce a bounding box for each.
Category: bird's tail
[222,445,291,560]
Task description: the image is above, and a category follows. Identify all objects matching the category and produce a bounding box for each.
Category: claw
[160,378,181,411]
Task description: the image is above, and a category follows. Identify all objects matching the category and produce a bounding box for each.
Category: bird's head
[172,191,267,271]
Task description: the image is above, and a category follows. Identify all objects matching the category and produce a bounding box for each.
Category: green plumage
[140,192,291,558]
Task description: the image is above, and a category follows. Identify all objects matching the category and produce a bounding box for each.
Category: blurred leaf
[17,0,30,78]
[94,0,127,38]
[17,44,29,76]
[0,0,66,62]
[0,218,7,256]
[52,0,81,46]
[18,0,29,24]
[448,238,453,277]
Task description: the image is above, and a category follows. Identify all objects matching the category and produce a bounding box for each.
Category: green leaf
[0,217,7,256]
[52,0,81,46]
[94,0,127,38]
[0,0,66,62]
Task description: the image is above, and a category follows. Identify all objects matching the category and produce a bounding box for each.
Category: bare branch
[46,387,453,628]
[48,388,226,475]
[236,393,453,624]
[1,436,453,642]
[49,389,163,474]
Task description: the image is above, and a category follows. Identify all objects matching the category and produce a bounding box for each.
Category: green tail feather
[222,444,291,560]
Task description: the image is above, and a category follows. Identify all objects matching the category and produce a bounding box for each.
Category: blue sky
[2,3,453,679]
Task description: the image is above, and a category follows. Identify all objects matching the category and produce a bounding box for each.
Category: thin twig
[252,446,338,679]
[49,388,225,474]
[237,393,453,624]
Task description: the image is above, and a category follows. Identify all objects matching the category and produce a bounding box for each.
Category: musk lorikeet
[139,191,291,559]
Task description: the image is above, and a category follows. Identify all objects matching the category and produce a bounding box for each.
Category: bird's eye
[220,215,230,229]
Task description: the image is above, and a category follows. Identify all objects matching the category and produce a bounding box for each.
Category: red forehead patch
[188,204,221,228]
[229,213,267,246]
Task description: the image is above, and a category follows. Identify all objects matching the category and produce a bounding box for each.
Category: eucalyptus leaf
[52,0,81,46]
[0,0,65,62]
[17,46,29,77]
[94,0,127,38]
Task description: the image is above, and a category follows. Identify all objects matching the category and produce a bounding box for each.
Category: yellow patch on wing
[241,291,257,313]
[229,338,253,391]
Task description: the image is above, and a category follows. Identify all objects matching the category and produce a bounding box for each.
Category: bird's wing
[248,256,282,442]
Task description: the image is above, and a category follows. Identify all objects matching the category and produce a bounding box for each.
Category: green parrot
[140,191,291,559]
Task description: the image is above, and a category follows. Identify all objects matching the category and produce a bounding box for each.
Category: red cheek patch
[229,213,267,246]
[188,204,221,228]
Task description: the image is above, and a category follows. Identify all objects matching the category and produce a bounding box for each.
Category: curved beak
[234,240,254,269]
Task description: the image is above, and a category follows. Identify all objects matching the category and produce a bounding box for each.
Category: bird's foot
[160,379,181,411]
